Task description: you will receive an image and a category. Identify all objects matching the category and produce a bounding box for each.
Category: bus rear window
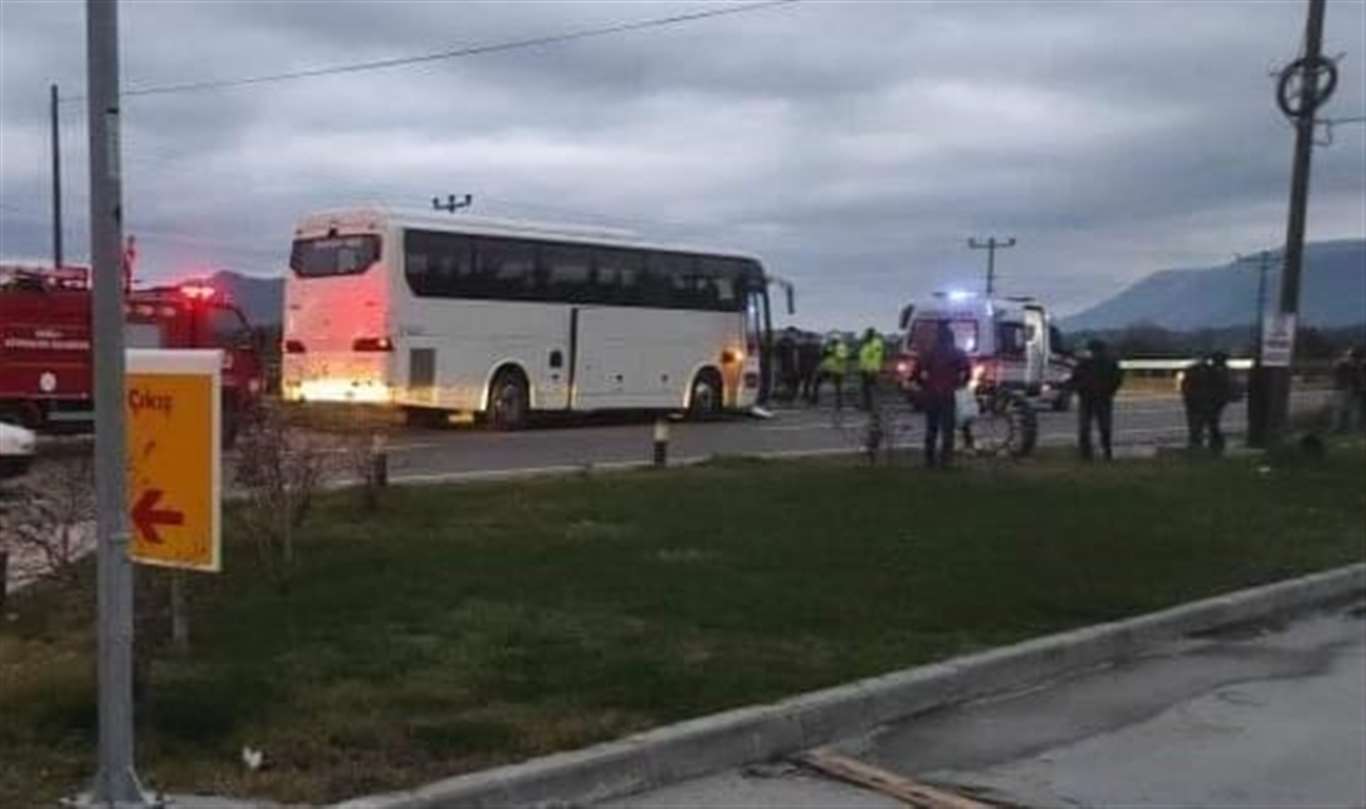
[290,235,381,277]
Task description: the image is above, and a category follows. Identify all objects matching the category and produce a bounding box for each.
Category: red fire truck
[0,264,265,446]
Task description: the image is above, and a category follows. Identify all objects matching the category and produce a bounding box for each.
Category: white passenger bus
[281,208,780,428]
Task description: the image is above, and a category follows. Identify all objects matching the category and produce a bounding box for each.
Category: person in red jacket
[915,322,971,468]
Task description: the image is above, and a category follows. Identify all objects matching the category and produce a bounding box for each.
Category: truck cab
[0,265,264,444]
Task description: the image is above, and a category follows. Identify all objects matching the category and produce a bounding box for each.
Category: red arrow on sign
[132,489,184,544]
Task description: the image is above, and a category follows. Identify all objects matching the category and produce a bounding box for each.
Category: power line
[63,0,797,104]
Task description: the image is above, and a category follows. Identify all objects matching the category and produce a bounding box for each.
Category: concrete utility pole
[968,236,1016,296]
[1238,251,1275,363]
[1263,0,1335,442]
[51,83,63,269]
[1239,250,1277,447]
[85,0,151,804]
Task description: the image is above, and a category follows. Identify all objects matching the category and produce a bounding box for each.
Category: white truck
[894,292,1076,455]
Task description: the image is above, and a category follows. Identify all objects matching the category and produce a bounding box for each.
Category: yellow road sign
[125,349,221,572]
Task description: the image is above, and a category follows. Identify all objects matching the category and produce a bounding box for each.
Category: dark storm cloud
[2,0,1363,328]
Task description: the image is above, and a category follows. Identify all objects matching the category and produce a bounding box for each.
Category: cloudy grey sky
[1,0,1363,329]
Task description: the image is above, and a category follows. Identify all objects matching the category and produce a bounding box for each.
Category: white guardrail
[1120,358,1255,372]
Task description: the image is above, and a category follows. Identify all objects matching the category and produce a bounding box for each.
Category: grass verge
[3,443,1364,804]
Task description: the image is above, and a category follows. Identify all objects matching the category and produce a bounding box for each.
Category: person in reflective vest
[812,333,849,410]
[858,328,885,411]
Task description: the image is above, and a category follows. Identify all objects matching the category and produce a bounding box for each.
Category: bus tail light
[352,336,394,352]
[284,339,306,354]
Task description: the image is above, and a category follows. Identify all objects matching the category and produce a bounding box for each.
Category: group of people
[775,325,1365,466]
[777,324,1132,467]
[774,327,887,412]
[911,326,1128,467]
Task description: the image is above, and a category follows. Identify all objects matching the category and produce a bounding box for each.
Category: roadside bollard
[653,418,669,468]
[371,432,389,488]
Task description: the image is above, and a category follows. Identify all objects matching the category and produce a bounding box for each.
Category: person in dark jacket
[1332,346,1366,433]
[1071,339,1123,460]
[774,328,801,402]
[798,334,822,405]
[1182,352,1234,453]
[915,322,970,468]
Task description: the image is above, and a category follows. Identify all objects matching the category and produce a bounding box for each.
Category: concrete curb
[333,562,1365,809]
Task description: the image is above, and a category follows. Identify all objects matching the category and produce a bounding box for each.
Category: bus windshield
[290,235,381,277]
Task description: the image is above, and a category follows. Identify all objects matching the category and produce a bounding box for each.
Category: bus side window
[475,237,537,300]
[617,265,641,305]
[405,229,473,298]
[648,253,696,309]
[404,230,432,295]
[543,244,593,303]
[699,257,743,311]
[593,248,643,306]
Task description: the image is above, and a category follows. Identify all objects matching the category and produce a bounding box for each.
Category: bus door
[745,285,772,404]
[1023,306,1047,393]
[573,307,633,406]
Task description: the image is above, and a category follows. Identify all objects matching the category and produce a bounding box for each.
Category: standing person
[1181,356,1212,449]
[915,322,970,468]
[857,328,885,411]
[1072,339,1123,460]
[1181,353,1233,453]
[812,332,849,410]
[798,333,822,405]
[1354,347,1366,431]
[1203,352,1234,454]
[775,328,801,403]
[1332,347,1364,432]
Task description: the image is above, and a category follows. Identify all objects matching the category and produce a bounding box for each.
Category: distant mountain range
[1061,239,1365,332]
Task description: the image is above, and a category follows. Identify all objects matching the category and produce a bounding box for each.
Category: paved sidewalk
[600,602,1366,808]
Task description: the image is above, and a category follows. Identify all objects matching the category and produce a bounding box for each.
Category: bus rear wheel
[688,370,723,420]
[489,369,529,431]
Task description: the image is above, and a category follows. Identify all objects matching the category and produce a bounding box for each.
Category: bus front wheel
[489,369,529,431]
[688,371,723,420]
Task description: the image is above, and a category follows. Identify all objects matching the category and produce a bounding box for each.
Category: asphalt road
[350,390,1329,484]
[25,389,1330,485]
[600,600,1366,808]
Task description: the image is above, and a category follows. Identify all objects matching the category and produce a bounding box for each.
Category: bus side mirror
[898,305,914,330]
[785,286,795,316]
